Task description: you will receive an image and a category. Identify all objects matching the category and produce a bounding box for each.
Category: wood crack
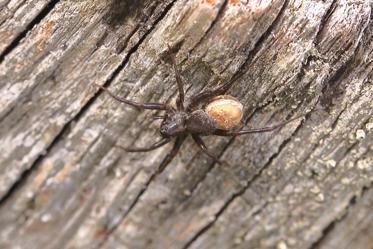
[0,0,177,208]
[314,0,338,45]
[183,116,307,249]
[189,0,228,55]
[0,0,60,64]
[114,1,159,54]
[309,184,372,249]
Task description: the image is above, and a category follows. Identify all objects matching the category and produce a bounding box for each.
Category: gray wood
[0,0,371,248]
[315,187,373,249]
[0,0,54,55]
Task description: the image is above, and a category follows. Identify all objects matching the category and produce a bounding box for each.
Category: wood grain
[0,0,371,248]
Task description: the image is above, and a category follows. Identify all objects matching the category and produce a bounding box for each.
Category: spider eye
[205,95,243,130]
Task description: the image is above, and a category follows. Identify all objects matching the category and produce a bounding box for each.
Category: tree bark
[0,0,372,248]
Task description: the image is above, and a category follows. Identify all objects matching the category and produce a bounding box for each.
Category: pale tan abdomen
[205,95,243,130]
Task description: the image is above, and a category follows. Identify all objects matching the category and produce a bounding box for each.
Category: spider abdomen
[205,95,243,130]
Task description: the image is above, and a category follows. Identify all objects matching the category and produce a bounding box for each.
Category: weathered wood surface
[0,0,372,248]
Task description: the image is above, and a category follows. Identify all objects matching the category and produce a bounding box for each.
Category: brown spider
[95,51,300,172]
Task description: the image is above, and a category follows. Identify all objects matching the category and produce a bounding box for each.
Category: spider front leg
[193,135,246,188]
[168,50,185,111]
[94,83,169,110]
[157,135,186,173]
[187,69,246,111]
[152,115,165,119]
[192,135,225,165]
[115,138,171,152]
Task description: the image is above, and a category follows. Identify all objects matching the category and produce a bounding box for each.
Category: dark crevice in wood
[183,117,307,249]
[238,0,289,71]
[0,67,60,122]
[7,131,110,242]
[0,113,73,208]
[114,23,142,54]
[314,4,372,113]
[320,10,372,111]
[97,147,176,248]
[314,0,338,45]
[189,0,289,100]
[330,103,347,130]
[318,56,358,111]
[320,56,355,111]
[0,0,60,64]
[0,103,15,123]
[94,29,109,49]
[115,1,159,54]
[189,0,228,55]
[320,42,370,123]
[309,185,372,249]
[0,0,177,209]
[104,0,151,28]
[294,0,349,103]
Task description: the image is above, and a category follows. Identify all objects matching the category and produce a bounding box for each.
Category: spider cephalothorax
[95,49,300,172]
[160,111,188,137]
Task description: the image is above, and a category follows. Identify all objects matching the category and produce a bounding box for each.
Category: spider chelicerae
[95,50,301,172]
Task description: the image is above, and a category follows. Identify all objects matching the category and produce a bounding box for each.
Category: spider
[94,50,301,172]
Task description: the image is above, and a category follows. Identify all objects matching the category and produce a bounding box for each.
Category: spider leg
[94,83,169,110]
[157,135,186,173]
[187,69,246,111]
[115,138,171,152]
[192,135,225,165]
[214,115,304,136]
[168,49,185,111]
[193,135,244,187]
[152,115,165,120]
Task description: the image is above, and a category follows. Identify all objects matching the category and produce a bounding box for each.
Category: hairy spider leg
[187,69,246,111]
[168,50,185,111]
[157,135,186,173]
[192,135,227,165]
[115,138,171,152]
[213,115,304,136]
[94,83,169,110]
